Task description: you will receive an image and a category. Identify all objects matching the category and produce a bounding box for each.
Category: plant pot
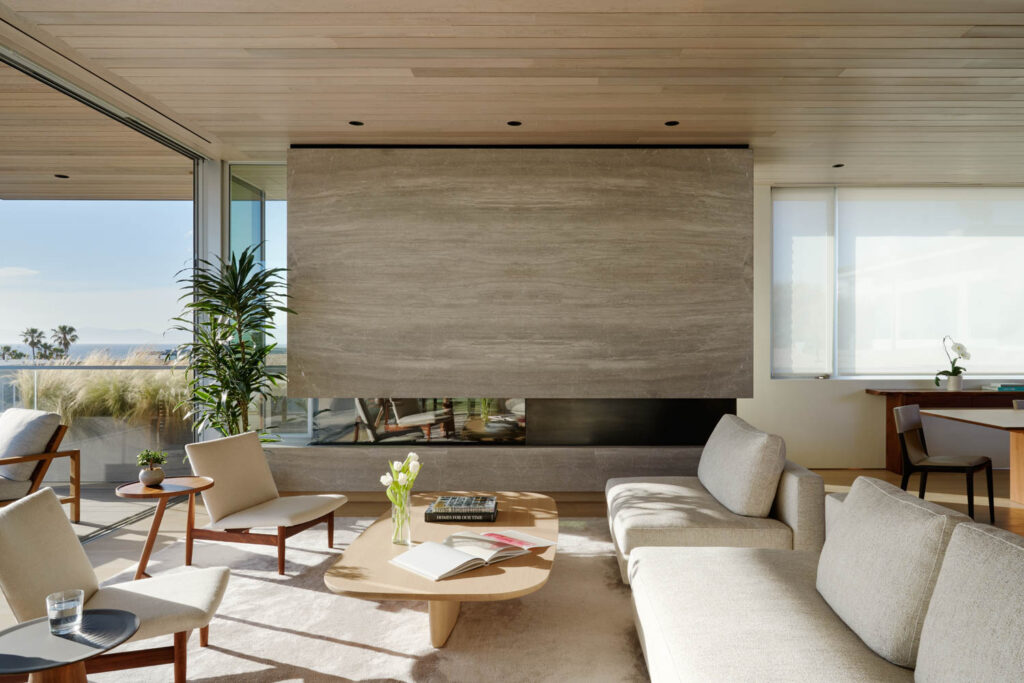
[139,467,165,487]
[946,374,964,391]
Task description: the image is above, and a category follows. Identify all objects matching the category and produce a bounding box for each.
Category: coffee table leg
[428,600,460,647]
[135,497,169,580]
[30,661,86,682]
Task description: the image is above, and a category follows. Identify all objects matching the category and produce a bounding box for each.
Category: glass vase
[391,489,412,545]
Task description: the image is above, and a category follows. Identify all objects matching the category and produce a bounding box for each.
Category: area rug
[90,518,647,682]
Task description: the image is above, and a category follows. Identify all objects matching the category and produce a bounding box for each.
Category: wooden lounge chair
[0,408,80,522]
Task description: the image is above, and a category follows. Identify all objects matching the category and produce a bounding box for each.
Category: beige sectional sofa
[606,414,825,582]
[628,477,1024,682]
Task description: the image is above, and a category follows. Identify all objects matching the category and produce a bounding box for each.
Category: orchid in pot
[935,336,970,391]
[381,452,421,545]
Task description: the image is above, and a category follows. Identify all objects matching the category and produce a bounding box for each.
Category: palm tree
[0,345,12,360]
[20,328,44,361]
[36,342,55,360]
[51,325,78,355]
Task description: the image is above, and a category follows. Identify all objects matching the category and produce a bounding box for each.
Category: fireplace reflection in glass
[309,398,526,445]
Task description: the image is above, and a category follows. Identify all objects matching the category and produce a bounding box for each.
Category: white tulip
[397,472,409,485]
[392,460,403,471]
[407,452,419,462]
[410,460,421,474]
[380,473,393,487]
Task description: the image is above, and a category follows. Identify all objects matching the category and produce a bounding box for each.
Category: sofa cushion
[816,477,968,668]
[0,408,61,482]
[629,546,913,683]
[606,476,792,581]
[697,414,786,517]
[915,524,1024,682]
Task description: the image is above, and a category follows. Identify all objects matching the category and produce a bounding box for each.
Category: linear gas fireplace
[307,398,734,447]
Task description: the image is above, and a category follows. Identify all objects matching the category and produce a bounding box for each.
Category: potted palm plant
[169,244,292,439]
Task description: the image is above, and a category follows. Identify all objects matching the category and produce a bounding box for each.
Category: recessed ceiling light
[506,120,522,127]
[54,174,69,179]
[348,121,364,126]
[664,120,680,127]
[832,163,845,168]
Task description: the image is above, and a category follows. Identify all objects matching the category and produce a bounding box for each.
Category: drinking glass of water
[46,589,84,635]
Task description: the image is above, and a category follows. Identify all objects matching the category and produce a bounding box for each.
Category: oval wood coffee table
[324,491,558,647]
[115,476,215,580]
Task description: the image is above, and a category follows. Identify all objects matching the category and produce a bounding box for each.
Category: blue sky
[0,199,193,345]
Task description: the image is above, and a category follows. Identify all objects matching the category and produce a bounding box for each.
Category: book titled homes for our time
[390,530,554,581]
[424,495,498,522]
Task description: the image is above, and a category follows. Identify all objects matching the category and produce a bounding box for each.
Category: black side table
[0,608,138,683]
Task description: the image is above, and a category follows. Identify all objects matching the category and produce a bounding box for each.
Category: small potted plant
[934,336,970,391]
[137,449,168,487]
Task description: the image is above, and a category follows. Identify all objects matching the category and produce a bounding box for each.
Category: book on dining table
[389,529,554,581]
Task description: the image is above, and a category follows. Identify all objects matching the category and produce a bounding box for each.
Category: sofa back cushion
[0,408,61,482]
[915,523,1024,682]
[697,414,786,518]
[816,477,968,668]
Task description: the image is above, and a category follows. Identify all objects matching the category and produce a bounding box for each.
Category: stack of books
[980,383,1024,392]
[424,495,498,522]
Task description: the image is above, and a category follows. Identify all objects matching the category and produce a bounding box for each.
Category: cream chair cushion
[207,493,347,531]
[0,488,98,620]
[0,476,33,502]
[915,523,1024,682]
[0,408,61,482]
[697,414,786,518]
[185,431,279,524]
[816,477,968,668]
[87,567,229,642]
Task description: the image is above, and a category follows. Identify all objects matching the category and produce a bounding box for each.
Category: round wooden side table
[0,609,138,683]
[115,476,214,580]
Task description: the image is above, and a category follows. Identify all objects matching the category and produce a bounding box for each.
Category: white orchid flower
[410,460,421,475]
[951,342,969,358]
[407,452,419,462]
[397,472,409,486]
[380,473,393,487]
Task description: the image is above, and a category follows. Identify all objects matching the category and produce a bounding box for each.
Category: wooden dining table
[920,408,1024,504]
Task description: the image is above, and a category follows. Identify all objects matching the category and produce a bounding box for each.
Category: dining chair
[0,488,229,683]
[184,431,347,574]
[893,404,994,522]
[0,408,80,522]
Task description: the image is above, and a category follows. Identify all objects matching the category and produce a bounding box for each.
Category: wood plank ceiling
[0,61,193,199]
[5,1,1024,185]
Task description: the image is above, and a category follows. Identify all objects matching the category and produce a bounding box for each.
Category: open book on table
[390,530,555,581]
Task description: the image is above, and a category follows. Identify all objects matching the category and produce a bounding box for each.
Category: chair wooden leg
[173,631,187,683]
[986,463,995,524]
[70,451,80,524]
[199,625,209,647]
[327,512,334,548]
[277,526,287,575]
[918,471,928,499]
[900,470,911,491]
[185,493,195,567]
[966,470,975,520]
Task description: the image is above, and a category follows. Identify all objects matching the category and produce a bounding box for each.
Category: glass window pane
[836,187,1024,375]
[771,187,834,377]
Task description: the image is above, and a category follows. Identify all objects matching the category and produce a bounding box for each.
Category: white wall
[737,185,1010,469]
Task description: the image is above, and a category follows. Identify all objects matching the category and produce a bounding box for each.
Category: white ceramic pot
[946,374,964,391]
[139,467,165,487]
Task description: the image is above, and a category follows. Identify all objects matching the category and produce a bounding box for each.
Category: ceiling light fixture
[506,120,522,127]
[348,121,364,126]
[664,121,680,127]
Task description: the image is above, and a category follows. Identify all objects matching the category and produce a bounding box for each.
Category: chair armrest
[771,460,825,552]
[0,450,80,466]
